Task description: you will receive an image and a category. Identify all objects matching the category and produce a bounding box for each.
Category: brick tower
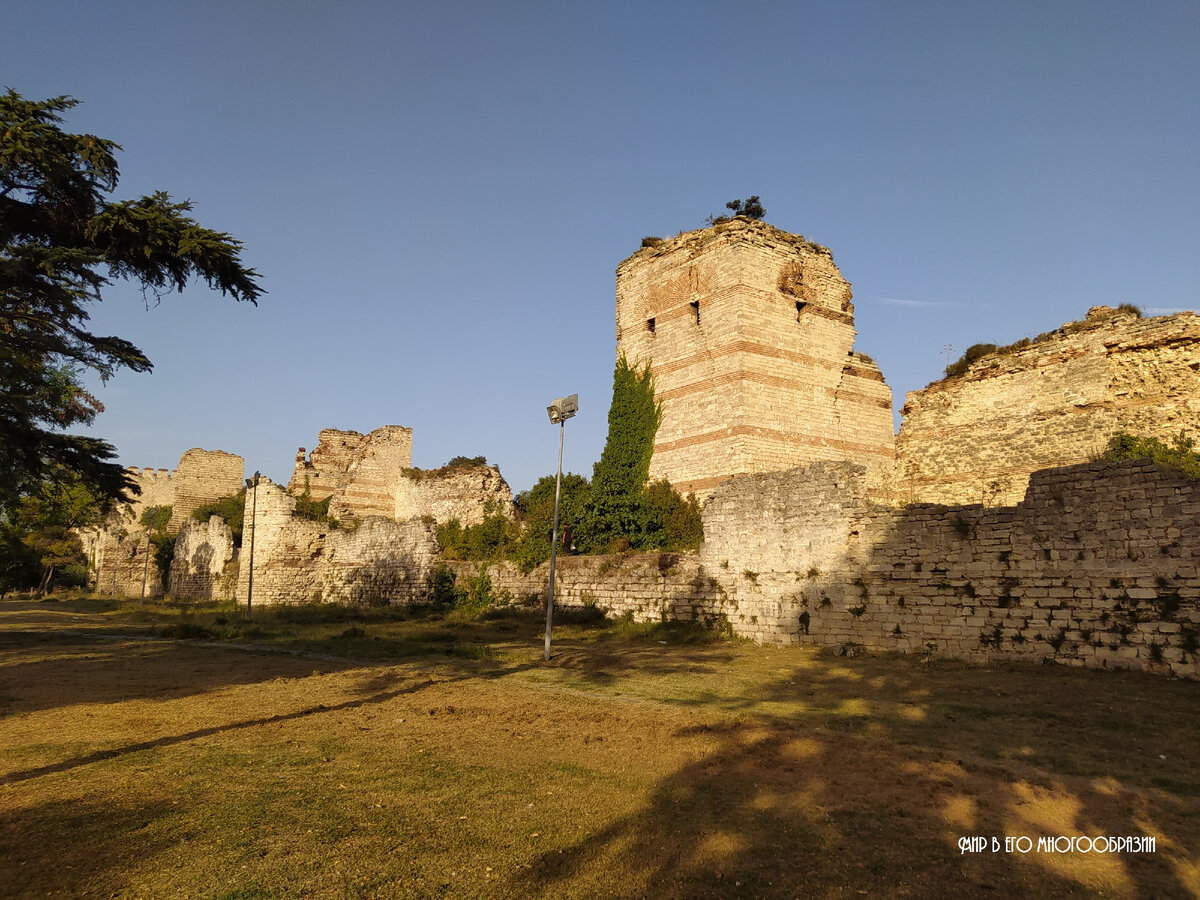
[615,218,894,497]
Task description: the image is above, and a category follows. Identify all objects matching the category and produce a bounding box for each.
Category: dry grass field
[1,596,1198,899]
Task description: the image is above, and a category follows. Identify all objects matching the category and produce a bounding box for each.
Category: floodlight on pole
[244,471,261,620]
[544,394,578,661]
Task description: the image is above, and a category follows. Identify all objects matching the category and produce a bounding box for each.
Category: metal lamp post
[244,471,261,620]
[544,393,578,661]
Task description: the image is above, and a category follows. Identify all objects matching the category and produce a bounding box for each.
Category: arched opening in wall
[796,301,806,321]
[690,300,700,325]
[646,317,656,334]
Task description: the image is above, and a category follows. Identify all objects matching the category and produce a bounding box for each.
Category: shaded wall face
[169,516,236,601]
[615,221,893,498]
[895,312,1200,506]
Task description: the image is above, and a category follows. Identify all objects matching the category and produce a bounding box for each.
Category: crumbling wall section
[394,464,516,525]
[235,480,439,607]
[89,532,161,599]
[895,308,1200,505]
[167,448,244,531]
[170,516,236,601]
[287,426,414,520]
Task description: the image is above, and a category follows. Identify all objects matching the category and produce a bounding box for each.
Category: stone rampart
[895,307,1200,505]
[168,449,244,530]
[235,481,440,607]
[170,516,237,601]
[394,464,516,525]
[448,459,1199,679]
[88,532,161,599]
[288,426,414,521]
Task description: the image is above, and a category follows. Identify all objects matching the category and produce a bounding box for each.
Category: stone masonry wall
[288,426,414,520]
[170,516,236,601]
[89,532,162,599]
[895,307,1200,505]
[167,448,245,531]
[236,481,440,607]
[706,460,1200,678]
[446,553,731,629]
[393,464,516,525]
[615,219,894,498]
[452,459,1199,679]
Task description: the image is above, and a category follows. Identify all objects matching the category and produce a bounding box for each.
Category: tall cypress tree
[581,355,661,552]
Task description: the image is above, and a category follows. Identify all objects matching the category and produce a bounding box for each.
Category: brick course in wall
[616,219,894,498]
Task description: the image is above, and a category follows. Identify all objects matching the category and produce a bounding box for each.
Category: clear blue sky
[5,1,1198,493]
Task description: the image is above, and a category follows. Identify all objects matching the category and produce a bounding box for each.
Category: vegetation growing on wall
[192,490,245,545]
[140,504,175,584]
[939,305,1146,382]
[402,455,489,480]
[1103,431,1200,478]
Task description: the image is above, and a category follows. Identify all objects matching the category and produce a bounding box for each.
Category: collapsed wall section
[895,307,1200,505]
[393,463,516,525]
[615,219,894,498]
[235,480,440,607]
[170,516,237,601]
[287,426,414,520]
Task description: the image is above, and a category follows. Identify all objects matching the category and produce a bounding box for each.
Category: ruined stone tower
[615,218,894,497]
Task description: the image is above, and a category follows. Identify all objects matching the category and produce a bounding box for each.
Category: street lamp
[244,471,261,620]
[544,393,578,661]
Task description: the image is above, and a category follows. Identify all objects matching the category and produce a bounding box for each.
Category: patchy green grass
[1,597,1198,898]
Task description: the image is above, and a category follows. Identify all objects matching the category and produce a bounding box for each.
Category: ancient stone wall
[170,516,236,601]
[615,219,894,498]
[450,459,1199,679]
[393,464,516,525]
[167,449,244,530]
[123,468,175,524]
[895,307,1200,505]
[235,481,440,607]
[445,553,730,629]
[288,426,414,520]
[120,448,243,533]
[88,532,162,599]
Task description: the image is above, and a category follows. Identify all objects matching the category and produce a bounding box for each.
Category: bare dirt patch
[1,597,1198,898]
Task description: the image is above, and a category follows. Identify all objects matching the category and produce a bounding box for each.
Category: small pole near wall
[544,394,578,662]
[139,533,151,602]
[245,471,261,620]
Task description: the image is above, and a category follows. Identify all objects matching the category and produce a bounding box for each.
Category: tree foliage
[0,471,106,594]
[725,195,765,220]
[1103,431,1200,478]
[0,91,262,510]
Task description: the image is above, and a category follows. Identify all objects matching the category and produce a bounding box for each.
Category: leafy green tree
[1,91,262,511]
[1,472,106,594]
[725,195,765,220]
[510,472,590,572]
[1103,431,1200,477]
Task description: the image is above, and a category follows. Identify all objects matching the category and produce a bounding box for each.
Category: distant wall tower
[615,218,894,497]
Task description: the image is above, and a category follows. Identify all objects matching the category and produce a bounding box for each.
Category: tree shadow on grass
[513,661,1200,899]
